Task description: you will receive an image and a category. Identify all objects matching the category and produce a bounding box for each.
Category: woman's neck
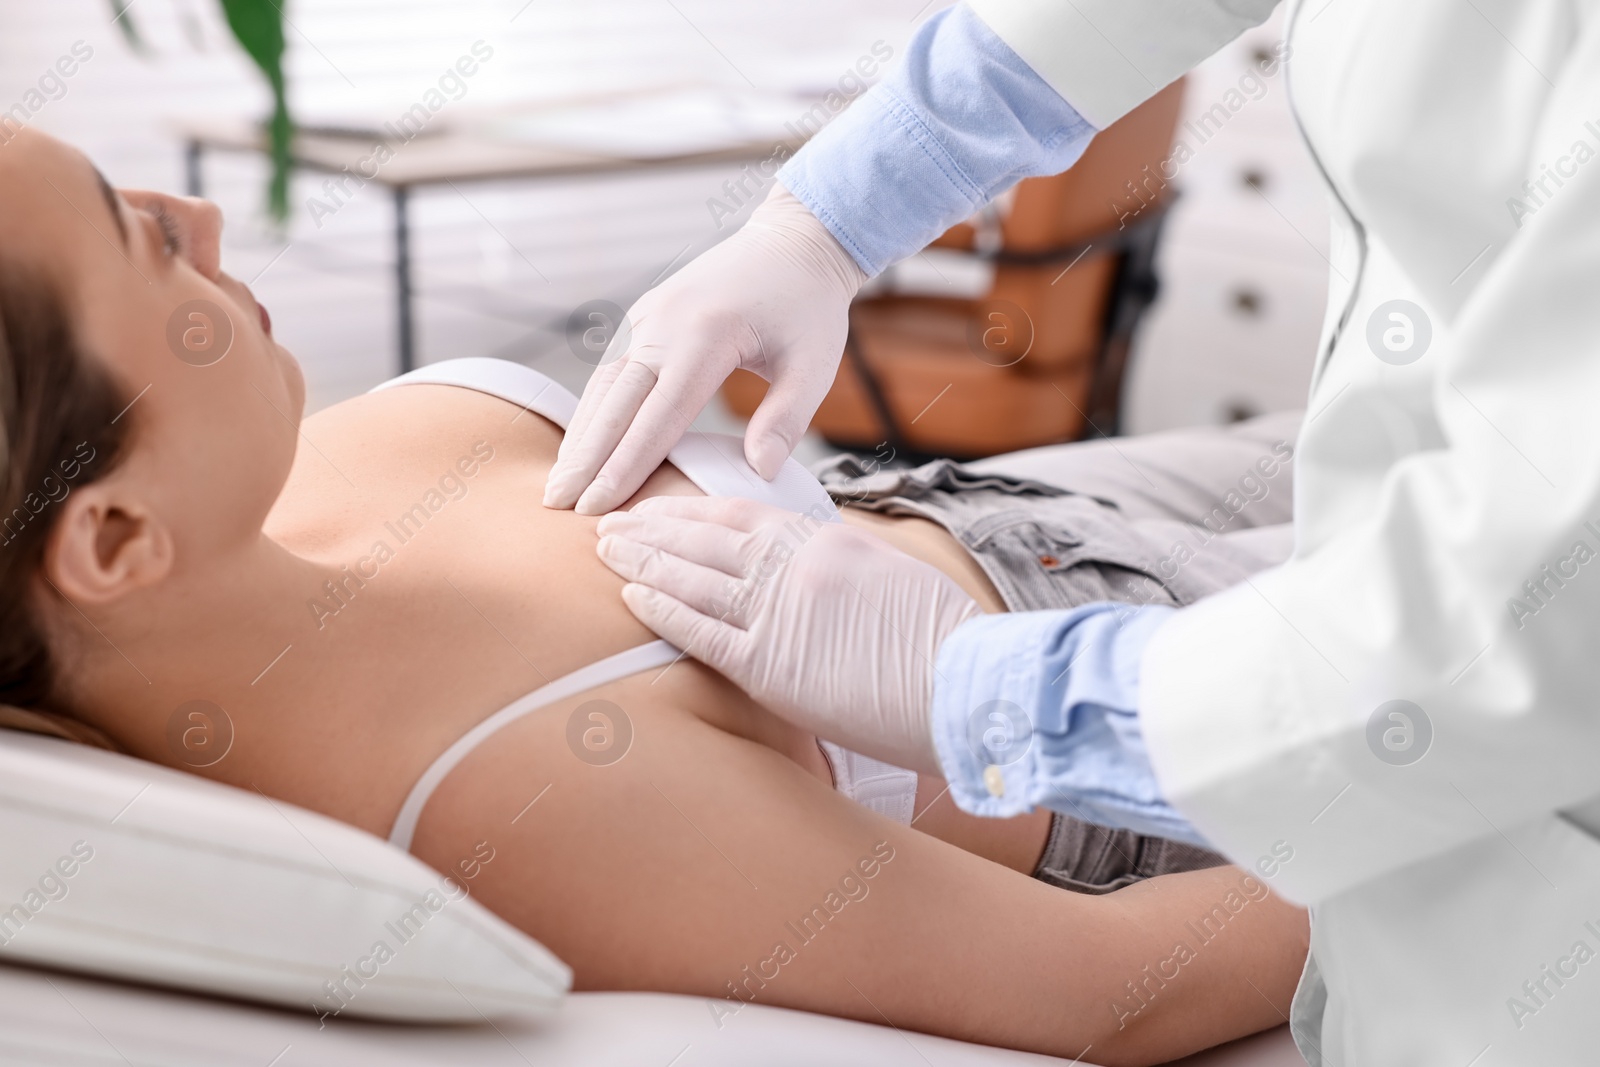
[65,531,343,761]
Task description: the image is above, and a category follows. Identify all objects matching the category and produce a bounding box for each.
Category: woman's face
[0,127,304,558]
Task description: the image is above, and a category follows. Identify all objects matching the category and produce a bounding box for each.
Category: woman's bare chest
[232,385,771,832]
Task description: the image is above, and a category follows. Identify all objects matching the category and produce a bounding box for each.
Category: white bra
[372,359,919,851]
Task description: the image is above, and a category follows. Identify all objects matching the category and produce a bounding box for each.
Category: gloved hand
[544,185,867,515]
[594,496,984,774]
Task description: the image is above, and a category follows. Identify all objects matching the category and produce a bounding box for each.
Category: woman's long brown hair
[0,262,131,749]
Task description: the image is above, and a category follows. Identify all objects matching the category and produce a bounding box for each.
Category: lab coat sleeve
[966,0,1281,128]
[1140,58,1600,904]
[930,602,1210,847]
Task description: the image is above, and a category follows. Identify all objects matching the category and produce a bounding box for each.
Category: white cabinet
[1124,9,1332,434]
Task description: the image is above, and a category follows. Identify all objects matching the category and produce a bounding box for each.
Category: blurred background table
[180,95,806,373]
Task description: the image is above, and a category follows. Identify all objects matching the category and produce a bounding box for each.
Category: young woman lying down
[0,128,1307,1066]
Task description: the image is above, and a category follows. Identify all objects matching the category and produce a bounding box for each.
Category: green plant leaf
[218,0,293,221]
[105,0,294,220]
[105,0,147,53]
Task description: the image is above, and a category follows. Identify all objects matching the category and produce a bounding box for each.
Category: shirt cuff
[778,3,1096,276]
[930,604,1209,847]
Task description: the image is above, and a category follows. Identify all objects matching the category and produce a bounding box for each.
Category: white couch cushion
[0,958,1308,1066]
[0,731,569,1021]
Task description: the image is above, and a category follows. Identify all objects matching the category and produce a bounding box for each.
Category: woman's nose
[167,195,224,281]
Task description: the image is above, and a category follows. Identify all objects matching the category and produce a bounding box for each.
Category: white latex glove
[594,496,984,775]
[544,185,867,515]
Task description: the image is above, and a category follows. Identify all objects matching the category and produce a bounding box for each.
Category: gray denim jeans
[816,411,1303,894]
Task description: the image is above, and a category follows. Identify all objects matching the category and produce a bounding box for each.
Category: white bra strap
[665,433,841,524]
[372,357,842,524]
[371,357,577,430]
[388,639,681,851]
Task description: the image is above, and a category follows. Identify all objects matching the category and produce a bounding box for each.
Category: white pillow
[0,730,570,1021]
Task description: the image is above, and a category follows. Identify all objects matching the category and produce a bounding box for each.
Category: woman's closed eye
[117,187,223,280]
[147,201,182,258]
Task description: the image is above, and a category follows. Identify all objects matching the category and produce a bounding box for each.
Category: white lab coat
[969,0,1600,1061]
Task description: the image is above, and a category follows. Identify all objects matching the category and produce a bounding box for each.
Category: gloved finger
[620,582,750,669]
[558,291,659,463]
[574,358,729,515]
[626,493,796,534]
[546,360,660,510]
[598,535,756,625]
[594,511,750,577]
[742,354,837,481]
[557,356,628,466]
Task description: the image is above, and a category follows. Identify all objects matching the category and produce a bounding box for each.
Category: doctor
[552,1,1600,1062]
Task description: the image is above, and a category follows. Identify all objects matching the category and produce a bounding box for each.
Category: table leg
[394,185,415,374]
[184,139,203,198]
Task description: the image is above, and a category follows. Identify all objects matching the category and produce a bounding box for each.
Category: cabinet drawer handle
[1230,288,1266,317]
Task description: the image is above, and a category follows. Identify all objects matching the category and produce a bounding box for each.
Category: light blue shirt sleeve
[778,3,1097,276]
[929,602,1209,848]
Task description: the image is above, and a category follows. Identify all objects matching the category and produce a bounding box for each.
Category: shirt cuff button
[983,765,1006,797]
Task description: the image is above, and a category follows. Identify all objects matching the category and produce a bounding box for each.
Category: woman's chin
[277,343,307,419]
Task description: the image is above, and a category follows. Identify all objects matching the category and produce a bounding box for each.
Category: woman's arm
[411,668,1307,1065]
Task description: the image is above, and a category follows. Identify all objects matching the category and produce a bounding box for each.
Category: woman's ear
[44,481,173,605]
